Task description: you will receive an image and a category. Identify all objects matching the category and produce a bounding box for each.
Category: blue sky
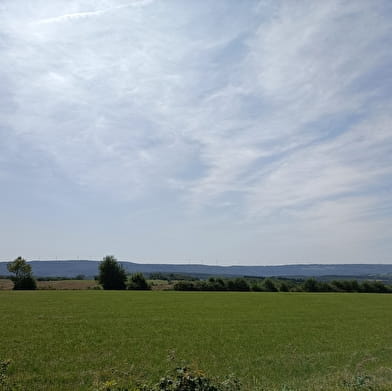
[1,0,392,264]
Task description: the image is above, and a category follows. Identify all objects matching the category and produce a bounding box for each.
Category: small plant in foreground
[92,365,241,391]
[151,366,241,391]
[0,360,13,391]
[342,375,374,390]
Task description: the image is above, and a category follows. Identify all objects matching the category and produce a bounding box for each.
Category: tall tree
[98,255,126,290]
[7,256,37,290]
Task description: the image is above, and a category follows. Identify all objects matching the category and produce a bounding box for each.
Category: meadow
[0,291,391,390]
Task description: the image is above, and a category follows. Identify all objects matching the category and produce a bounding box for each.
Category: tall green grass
[0,291,391,390]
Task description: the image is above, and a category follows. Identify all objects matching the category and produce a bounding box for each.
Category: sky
[1,0,392,265]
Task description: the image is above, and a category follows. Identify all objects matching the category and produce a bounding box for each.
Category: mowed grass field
[0,291,391,390]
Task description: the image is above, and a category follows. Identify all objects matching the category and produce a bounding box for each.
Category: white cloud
[1,0,391,262]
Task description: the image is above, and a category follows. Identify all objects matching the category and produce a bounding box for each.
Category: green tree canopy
[7,256,37,290]
[128,272,150,290]
[98,255,126,290]
[263,278,278,292]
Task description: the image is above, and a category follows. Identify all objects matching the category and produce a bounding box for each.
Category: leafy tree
[279,282,289,292]
[7,256,37,290]
[251,282,263,292]
[174,281,198,291]
[128,272,150,290]
[98,255,126,290]
[303,278,319,292]
[263,278,278,292]
[227,278,250,291]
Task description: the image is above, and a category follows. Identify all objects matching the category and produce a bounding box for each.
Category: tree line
[4,255,150,291]
[173,276,392,293]
[4,256,392,293]
[98,255,150,290]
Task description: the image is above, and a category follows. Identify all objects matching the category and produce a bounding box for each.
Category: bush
[303,278,319,292]
[279,282,289,292]
[227,278,250,292]
[251,283,263,292]
[12,275,37,290]
[93,365,241,391]
[0,359,12,391]
[128,273,150,290]
[360,280,391,293]
[263,279,278,292]
[151,366,241,391]
[174,281,198,291]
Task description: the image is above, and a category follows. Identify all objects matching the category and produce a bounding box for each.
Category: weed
[92,365,241,391]
[0,360,12,391]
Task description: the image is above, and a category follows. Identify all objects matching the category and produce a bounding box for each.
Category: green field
[0,291,391,390]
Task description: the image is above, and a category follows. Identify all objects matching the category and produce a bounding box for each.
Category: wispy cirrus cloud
[0,0,391,262]
[35,0,156,25]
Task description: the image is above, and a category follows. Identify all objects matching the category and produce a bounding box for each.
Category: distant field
[36,279,99,290]
[0,278,13,290]
[0,278,171,290]
[0,278,98,290]
[0,291,391,390]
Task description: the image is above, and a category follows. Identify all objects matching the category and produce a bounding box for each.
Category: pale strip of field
[0,278,98,290]
[0,279,13,290]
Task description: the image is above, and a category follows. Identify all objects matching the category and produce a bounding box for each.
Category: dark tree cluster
[174,276,392,293]
[174,277,253,292]
[174,277,285,292]
[7,257,37,290]
[149,272,198,282]
[128,272,150,290]
[98,255,127,290]
[98,255,150,290]
[302,278,392,293]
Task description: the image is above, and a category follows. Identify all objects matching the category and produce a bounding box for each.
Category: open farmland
[0,291,391,390]
[0,279,99,290]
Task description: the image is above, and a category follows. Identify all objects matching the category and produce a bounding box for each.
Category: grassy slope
[0,291,391,390]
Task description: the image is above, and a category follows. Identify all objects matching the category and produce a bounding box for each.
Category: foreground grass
[0,291,391,390]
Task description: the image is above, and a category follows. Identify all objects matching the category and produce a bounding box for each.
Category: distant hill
[1,260,392,279]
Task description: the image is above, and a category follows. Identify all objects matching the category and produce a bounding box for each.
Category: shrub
[227,278,250,292]
[128,273,150,290]
[174,281,198,291]
[12,275,37,290]
[151,366,241,391]
[251,283,263,292]
[279,282,289,292]
[0,359,12,391]
[303,278,319,292]
[263,279,278,292]
[93,366,241,391]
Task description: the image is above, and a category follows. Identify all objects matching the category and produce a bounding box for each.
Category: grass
[0,291,391,390]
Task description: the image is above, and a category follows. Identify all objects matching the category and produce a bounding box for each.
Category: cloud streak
[35,0,156,25]
[0,0,391,263]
